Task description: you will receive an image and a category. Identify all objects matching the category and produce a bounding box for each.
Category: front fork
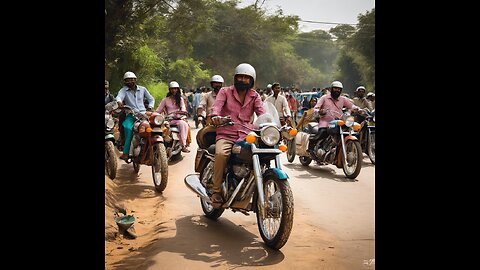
[252,153,266,218]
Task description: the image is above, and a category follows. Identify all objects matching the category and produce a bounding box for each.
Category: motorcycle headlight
[153,115,164,125]
[345,116,355,127]
[106,118,115,129]
[260,126,280,146]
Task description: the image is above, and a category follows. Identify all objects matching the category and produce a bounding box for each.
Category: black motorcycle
[185,102,295,250]
[293,109,363,179]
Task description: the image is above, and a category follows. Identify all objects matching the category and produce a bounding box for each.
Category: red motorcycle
[122,106,169,192]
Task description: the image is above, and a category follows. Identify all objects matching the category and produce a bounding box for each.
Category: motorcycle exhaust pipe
[184,174,212,203]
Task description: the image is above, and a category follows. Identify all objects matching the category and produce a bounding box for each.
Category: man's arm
[144,88,155,110]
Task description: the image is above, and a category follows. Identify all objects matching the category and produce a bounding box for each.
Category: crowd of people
[105,63,375,205]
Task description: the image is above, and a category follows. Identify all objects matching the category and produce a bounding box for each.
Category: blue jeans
[122,114,135,155]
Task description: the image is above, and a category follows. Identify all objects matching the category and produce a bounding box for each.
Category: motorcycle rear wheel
[299,156,312,166]
[342,140,362,179]
[256,174,294,250]
[199,161,224,219]
[105,141,117,180]
[152,143,169,192]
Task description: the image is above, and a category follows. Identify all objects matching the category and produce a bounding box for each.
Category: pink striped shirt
[211,85,266,142]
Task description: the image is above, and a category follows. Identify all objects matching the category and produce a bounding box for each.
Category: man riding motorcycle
[115,71,155,161]
[209,63,266,207]
[197,74,224,126]
[309,80,360,154]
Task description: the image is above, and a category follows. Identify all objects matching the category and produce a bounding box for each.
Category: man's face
[357,89,366,98]
[273,85,281,95]
[124,78,136,89]
[211,82,222,92]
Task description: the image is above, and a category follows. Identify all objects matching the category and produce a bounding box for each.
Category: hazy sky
[238,0,375,32]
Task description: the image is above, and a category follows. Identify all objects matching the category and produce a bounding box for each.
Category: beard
[125,82,135,89]
[234,81,251,91]
[331,91,341,99]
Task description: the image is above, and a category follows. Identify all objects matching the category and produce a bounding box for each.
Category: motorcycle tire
[286,138,295,163]
[299,156,312,166]
[256,173,294,250]
[199,161,224,220]
[133,159,141,174]
[105,140,117,180]
[152,143,169,192]
[367,131,375,165]
[342,140,363,179]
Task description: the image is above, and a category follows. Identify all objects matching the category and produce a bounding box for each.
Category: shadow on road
[110,162,166,201]
[111,215,285,270]
[283,161,357,183]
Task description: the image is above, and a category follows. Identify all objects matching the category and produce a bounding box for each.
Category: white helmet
[123,71,137,80]
[169,81,180,88]
[367,92,375,97]
[356,86,366,92]
[331,81,343,89]
[210,75,224,83]
[234,63,256,82]
[266,84,272,89]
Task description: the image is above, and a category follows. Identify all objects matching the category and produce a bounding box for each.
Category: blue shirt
[116,85,155,113]
[192,92,201,108]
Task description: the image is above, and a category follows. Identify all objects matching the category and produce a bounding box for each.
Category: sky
[237,0,375,32]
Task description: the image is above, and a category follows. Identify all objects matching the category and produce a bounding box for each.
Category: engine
[232,164,250,180]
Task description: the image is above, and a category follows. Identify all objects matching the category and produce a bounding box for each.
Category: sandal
[181,147,190,153]
[210,192,224,204]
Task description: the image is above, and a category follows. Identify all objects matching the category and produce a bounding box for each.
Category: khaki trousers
[212,139,234,193]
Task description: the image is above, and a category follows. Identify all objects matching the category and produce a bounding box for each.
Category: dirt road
[105,121,375,269]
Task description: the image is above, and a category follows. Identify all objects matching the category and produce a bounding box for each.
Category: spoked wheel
[342,140,362,179]
[367,131,375,164]
[152,143,169,192]
[286,138,296,163]
[256,175,294,250]
[299,156,312,166]
[199,161,224,220]
[105,141,117,180]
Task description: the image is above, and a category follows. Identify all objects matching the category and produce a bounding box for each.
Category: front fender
[344,135,358,143]
[151,134,164,142]
[263,168,289,180]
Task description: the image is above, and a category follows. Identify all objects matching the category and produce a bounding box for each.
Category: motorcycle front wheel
[286,138,296,163]
[367,130,375,164]
[256,174,294,250]
[342,140,363,179]
[105,140,117,180]
[152,143,169,192]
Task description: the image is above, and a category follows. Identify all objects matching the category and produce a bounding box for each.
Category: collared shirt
[314,94,358,128]
[116,85,155,114]
[265,94,291,118]
[211,85,266,142]
[199,91,217,116]
[352,97,373,111]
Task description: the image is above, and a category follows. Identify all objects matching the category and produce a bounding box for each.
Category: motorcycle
[355,109,375,164]
[194,111,206,129]
[162,111,188,161]
[105,101,119,180]
[121,106,169,192]
[292,109,363,179]
[184,102,297,250]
